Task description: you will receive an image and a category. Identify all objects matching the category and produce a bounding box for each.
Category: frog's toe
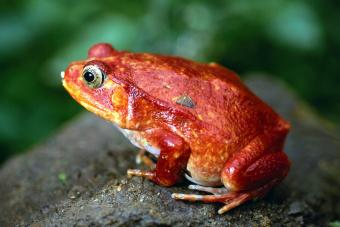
[171,192,234,203]
[188,184,229,195]
[217,194,250,214]
[172,192,210,201]
[127,169,155,180]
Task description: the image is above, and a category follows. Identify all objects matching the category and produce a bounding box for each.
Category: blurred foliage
[0,0,339,163]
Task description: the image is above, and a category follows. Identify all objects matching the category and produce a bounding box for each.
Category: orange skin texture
[63,43,290,212]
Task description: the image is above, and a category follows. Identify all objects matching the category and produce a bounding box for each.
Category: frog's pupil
[84,71,95,82]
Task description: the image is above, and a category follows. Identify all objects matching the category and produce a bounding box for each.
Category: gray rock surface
[0,76,339,226]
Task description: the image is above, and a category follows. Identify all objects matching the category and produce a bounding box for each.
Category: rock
[287,201,305,216]
[0,76,339,226]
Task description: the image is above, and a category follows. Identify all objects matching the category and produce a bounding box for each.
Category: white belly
[115,126,160,157]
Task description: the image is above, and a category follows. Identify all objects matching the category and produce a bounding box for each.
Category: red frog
[62,43,290,214]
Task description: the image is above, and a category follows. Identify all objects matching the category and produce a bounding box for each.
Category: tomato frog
[62,43,290,214]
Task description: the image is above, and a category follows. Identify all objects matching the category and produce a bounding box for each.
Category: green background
[0,0,339,163]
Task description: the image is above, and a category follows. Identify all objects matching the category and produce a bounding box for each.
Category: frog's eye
[82,65,106,88]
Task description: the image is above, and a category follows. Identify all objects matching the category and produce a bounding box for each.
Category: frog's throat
[62,79,121,124]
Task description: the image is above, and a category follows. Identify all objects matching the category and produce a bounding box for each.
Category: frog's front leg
[128,129,191,187]
[136,149,156,169]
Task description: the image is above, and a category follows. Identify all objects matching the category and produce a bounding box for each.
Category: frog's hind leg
[173,130,291,214]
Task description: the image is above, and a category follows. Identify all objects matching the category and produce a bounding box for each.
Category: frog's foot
[172,180,275,214]
[172,190,250,214]
[135,149,156,168]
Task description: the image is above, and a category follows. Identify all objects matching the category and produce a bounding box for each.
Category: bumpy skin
[62,43,290,213]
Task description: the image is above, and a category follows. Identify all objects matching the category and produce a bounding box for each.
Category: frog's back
[115,52,281,139]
